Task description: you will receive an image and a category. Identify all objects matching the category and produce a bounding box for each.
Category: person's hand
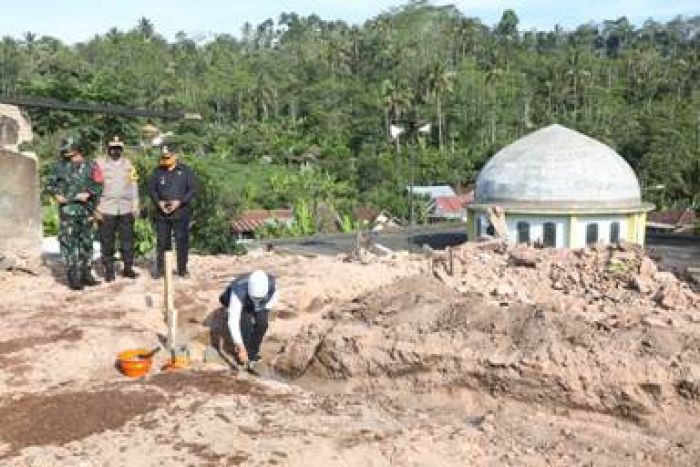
[75,192,90,203]
[235,345,249,365]
[55,195,68,205]
[168,199,182,212]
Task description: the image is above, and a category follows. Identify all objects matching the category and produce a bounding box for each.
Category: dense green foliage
[3,1,699,245]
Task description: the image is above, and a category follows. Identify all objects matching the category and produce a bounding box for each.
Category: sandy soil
[0,243,699,466]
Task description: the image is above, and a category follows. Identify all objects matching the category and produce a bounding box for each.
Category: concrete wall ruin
[0,105,41,269]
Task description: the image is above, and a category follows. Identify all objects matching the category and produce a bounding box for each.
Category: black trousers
[240,309,269,361]
[100,213,135,267]
[155,216,190,274]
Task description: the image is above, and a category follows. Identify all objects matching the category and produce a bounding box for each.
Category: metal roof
[406,185,456,198]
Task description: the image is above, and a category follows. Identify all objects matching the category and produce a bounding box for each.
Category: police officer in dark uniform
[148,143,199,278]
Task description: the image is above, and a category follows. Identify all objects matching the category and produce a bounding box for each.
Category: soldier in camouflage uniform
[46,138,104,290]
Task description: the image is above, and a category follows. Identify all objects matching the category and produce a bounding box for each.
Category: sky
[3,0,698,44]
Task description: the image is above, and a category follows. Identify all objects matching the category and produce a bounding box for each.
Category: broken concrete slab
[0,105,41,270]
[0,149,42,270]
[0,104,32,151]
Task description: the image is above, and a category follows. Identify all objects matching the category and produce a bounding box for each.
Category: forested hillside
[2,1,699,228]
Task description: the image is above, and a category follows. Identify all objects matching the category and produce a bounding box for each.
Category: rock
[653,271,677,284]
[639,257,658,277]
[493,282,515,298]
[656,285,686,310]
[0,251,17,270]
[510,248,538,268]
[631,275,654,295]
[641,316,670,328]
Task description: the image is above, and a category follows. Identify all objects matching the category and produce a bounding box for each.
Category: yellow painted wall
[466,210,476,239]
[568,215,577,248]
[626,213,637,244]
[625,212,649,246]
[637,212,647,245]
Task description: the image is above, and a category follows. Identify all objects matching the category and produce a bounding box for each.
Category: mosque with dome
[467,124,654,248]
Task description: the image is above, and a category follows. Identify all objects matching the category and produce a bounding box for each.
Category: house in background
[406,185,473,223]
[431,192,474,222]
[231,209,294,239]
[646,208,697,234]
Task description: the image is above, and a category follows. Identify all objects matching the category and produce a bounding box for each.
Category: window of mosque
[543,222,557,247]
[517,221,530,244]
[586,223,599,246]
[610,222,620,244]
[476,217,482,236]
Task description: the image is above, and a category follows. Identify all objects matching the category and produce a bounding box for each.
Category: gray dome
[475,124,642,210]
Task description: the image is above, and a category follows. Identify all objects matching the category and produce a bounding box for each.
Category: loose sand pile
[0,244,699,465]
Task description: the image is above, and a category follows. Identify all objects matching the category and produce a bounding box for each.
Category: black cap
[58,136,86,156]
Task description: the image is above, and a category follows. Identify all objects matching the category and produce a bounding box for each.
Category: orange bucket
[117,348,154,378]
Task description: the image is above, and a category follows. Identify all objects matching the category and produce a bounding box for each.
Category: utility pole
[394,116,431,254]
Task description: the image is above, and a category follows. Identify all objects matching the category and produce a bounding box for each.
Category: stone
[0,105,41,270]
[639,257,658,277]
[493,282,515,298]
[0,251,17,270]
[0,153,42,267]
[510,248,538,268]
[631,275,654,295]
[656,285,686,310]
[0,104,32,151]
[653,271,677,284]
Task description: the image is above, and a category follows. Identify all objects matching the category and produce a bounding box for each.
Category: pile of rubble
[429,241,699,314]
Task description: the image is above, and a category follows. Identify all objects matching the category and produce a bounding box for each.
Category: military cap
[107,136,125,149]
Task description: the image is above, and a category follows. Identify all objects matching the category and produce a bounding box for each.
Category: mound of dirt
[433,241,700,313]
[274,273,700,427]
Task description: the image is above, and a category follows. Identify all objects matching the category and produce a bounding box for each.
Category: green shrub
[42,204,60,236]
[133,218,156,258]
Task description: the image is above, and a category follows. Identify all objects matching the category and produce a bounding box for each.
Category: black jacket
[148,163,199,219]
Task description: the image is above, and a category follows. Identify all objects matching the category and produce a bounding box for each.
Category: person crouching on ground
[220,270,278,371]
[148,143,199,278]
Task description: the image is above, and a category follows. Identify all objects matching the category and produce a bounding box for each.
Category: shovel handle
[138,347,161,359]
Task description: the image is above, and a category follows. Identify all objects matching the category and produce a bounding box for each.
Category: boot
[104,262,115,282]
[81,265,100,287]
[122,262,138,279]
[67,266,84,291]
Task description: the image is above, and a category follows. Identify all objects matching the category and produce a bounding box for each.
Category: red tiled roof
[434,192,474,213]
[647,208,697,227]
[231,209,293,233]
[352,205,380,222]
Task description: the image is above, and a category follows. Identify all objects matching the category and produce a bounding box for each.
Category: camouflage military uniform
[46,159,103,272]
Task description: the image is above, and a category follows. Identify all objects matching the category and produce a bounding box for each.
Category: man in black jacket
[148,144,199,278]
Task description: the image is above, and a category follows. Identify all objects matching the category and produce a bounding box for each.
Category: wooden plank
[164,251,177,351]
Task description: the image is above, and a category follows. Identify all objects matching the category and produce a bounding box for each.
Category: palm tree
[672,154,700,209]
[421,62,455,151]
[381,79,410,139]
